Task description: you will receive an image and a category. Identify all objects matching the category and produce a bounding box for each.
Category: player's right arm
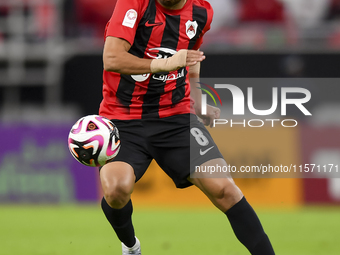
[103,37,205,75]
[103,36,152,75]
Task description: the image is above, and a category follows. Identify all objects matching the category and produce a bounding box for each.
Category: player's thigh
[188,117,243,210]
[147,114,191,188]
[150,114,223,188]
[190,115,224,174]
[153,141,191,188]
[108,118,152,182]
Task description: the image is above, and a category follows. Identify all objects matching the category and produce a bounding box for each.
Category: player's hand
[186,50,205,66]
[198,104,220,128]
[150,49,205,73]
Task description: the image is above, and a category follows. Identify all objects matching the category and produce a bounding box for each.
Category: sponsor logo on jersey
[145,20,163,27]
[131,47,184,82]
[123,9,137,28]
[131,73,150,82]
[185,20,198,39]
[152,68,185,82]
[146,47,177,59]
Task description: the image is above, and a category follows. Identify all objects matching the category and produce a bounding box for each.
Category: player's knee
[103,183,132,209]
[212,183,234,200]
[209,181,243,210]
[100,162,135,209]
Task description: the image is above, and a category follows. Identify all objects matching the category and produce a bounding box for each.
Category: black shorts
[107,113,223,188]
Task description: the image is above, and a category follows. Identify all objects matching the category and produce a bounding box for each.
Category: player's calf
[226,197,275,255]
[100,163,137,249]
[190,158,275,254]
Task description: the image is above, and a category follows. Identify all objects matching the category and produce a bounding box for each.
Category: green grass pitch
[0,205,339,255]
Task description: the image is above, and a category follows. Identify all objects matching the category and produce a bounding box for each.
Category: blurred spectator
[0,0,57,41]
[0,5,9,42]
[31,1,56,39]
[239,0,284,22]
[327,0,340,20]
[281,0,331,28]
[75,0,117,37]
[325,0,340,48]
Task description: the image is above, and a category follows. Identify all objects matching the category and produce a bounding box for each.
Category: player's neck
[157,0,188,10]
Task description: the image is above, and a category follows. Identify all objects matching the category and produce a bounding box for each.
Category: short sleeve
[192,1,214,50]
[105,0,142,45]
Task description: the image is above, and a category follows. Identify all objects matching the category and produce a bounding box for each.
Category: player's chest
[136,9,203,49]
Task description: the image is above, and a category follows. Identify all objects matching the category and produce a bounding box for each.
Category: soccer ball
[68,115,120,167]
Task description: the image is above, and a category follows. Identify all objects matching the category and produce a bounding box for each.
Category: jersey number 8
[190,127,209,146]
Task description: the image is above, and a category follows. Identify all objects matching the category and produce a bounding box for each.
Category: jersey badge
[123,9,138,28]
[185,20,198,39]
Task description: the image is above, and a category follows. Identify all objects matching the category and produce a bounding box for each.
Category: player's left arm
[189,61,220,128]
[189,1,216,127]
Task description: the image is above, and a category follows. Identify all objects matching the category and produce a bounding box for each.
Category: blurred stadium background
[1,0,340,254]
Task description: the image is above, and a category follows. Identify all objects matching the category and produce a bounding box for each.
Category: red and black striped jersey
[99,0,213,120]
